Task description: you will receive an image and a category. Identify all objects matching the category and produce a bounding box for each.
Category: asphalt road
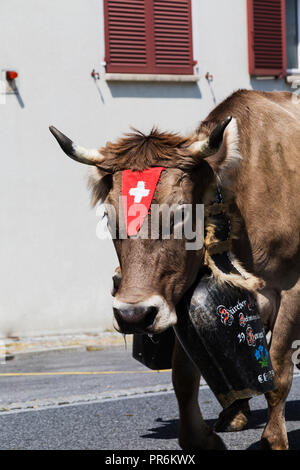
[0,346,299,450]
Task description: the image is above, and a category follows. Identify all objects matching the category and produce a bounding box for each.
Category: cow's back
[203,90,300,288]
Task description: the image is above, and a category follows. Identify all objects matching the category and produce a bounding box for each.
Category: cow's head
[50,117,235,334]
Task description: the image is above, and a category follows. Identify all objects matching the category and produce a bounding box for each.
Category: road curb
[1,333,133,357]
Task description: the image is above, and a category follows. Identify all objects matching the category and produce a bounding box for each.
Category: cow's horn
[49,126,104,166]
[190,116,233,157]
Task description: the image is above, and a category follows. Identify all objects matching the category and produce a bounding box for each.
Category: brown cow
[50,89,300,450]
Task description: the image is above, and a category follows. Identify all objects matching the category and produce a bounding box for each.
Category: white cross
[129,181,150,203]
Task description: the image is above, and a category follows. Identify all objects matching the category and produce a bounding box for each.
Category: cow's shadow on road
[141,417,179,441]
[141,400,300,450]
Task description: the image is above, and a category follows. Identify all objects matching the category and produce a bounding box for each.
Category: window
[247,0,287,77]
[286,0,299,72]
[103,0,195,75]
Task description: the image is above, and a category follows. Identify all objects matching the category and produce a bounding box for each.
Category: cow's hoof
[214,399,250,432]
[179,430,227,450]
[260,434,289,450]
[204,431,227,450]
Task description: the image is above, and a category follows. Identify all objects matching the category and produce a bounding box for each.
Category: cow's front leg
[261,350,293,450]
[261,288,300,450]
[172,336,226,450]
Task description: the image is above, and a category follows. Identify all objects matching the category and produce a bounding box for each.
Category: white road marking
[1,373,299,416]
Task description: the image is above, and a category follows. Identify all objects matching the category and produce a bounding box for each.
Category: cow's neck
[203,181,265,294]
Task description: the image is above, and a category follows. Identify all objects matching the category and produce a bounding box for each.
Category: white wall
[0,0,119,337]
[0,0,292,337]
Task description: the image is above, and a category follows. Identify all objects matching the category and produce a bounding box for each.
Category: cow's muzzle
[113,305,158,334]
[112,295,177,334]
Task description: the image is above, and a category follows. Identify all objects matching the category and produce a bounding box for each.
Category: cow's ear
[189,117,241,174]
[88,168,113,207]
[188,117,232,159]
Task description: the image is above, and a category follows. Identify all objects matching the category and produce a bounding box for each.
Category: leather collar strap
[205,184,240,276]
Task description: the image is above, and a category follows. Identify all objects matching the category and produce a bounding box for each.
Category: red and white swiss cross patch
[122,167,165,236]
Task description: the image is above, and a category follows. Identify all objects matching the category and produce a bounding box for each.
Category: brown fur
[97,127,198,172]
[88,128,200,207]
[173,89,300,450]
[108,90,300,450]
[57,89,300,450]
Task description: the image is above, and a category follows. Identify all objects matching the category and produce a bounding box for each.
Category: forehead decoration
[122,167,165,236]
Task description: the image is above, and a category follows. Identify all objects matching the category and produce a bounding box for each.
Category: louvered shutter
[104,0,194,74]
[153,0,194,74]
[104,0,148,73]
[247,0,287,77]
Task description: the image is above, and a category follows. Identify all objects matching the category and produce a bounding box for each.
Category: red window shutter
[247,0,287,77]
[104,0,194,74]
[153,0,194,74]
[104,0,148,73]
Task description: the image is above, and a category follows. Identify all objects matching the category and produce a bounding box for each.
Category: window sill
[104,73,199,83]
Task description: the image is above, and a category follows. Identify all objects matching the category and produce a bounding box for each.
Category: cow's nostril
[113,305,159,333]
[142,306,158,329]
[113,308,128,331]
